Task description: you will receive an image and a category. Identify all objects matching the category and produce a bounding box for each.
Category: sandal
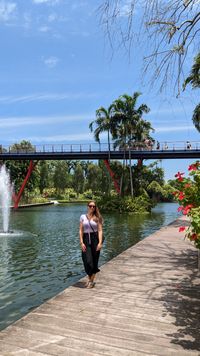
[87,281,94,288]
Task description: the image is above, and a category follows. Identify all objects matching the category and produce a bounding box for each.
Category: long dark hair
[88,201,103,224]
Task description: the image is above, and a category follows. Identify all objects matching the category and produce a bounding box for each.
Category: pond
[0,202,179,330]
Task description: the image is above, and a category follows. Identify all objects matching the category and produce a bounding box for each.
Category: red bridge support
[13,160,37,209]
[103,159,120,194]
[137,159,143,167]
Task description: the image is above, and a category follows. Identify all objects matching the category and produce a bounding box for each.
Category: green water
[0,202,179,330]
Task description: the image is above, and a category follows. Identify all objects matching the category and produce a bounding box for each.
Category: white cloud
[155,125,195,133]
[0,114,92,128]
[48,13,57,22]
[116,0,137,18]
[23,13,32,29]
[47,13,67,24]
[71,2,88,11]
[43,56,59,68]
[39,25,50,32]
[149,106,195,116]
[0,92,97,104]
[0,1,17,22]
[27,133,95,142]
[32,0,60,5]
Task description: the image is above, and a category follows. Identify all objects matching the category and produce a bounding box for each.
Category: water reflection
[0,202,179,330]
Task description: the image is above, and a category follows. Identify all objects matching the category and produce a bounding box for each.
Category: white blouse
[80,214,98,233]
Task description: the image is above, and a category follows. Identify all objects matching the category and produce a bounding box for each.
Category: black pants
[82,232,100,277]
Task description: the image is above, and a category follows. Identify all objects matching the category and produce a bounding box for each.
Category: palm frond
[192,103,200,132]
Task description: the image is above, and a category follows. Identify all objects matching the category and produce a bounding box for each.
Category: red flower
[178,191,185,200]
[175,171,184,181]
[179,226,186,232]
[177,206,183,212]
[188,163,199,171]
[184,183,191,188]
[182,204,193,215]
[190,233,198,241]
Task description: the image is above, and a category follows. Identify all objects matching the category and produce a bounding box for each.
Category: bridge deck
[0,149,200,160]
[0,216,200,355]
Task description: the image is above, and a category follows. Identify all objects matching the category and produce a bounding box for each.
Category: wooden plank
[0,216,200,355]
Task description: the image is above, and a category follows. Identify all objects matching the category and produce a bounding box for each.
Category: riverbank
[11,202,55,209]
[0,215,199,355]
[11,199,88,209]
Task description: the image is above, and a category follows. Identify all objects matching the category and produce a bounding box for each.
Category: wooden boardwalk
[0,217,200,356]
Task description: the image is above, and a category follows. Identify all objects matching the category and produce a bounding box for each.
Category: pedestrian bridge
[0,141,200,160]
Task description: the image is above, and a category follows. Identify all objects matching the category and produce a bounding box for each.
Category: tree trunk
[108,130,111,195]
[129,149,133,197]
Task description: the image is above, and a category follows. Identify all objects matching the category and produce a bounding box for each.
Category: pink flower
[177,206,183,212]
[179,226,186,232]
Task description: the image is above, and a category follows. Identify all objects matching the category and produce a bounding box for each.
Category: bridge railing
[0,141,200,154]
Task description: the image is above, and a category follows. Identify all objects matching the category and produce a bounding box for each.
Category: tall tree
[86,164,102,194]
[38,161,49,194]
[98,160,112,195]
[111,92,154,149]
[72,164,85,197]
[5,140,39,199]
[89,105,115,152]
[89,105,116,193]
[53,161,69,194]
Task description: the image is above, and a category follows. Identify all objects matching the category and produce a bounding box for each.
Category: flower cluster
[173,161,200,249]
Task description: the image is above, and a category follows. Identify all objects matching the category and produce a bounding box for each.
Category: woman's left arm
[96,221,103,251]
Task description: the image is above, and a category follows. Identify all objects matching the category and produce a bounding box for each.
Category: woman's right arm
[79,221,86,252]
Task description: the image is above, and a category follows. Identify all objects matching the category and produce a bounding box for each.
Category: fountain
[0,165,12,234]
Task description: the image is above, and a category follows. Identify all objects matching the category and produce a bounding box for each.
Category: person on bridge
[186,141,192,149]
[79,201,103,288]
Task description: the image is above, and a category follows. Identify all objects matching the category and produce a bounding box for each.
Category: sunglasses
[88,205,96,208]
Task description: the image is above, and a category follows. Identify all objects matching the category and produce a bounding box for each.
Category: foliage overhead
[99,0,200,93]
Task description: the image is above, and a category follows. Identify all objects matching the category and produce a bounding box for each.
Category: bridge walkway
[0,217,200,355]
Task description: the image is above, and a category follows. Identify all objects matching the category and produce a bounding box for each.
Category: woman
[79,201,103,288]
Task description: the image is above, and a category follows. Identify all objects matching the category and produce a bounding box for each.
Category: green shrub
[83,189,93,199]
[97,194,152,213]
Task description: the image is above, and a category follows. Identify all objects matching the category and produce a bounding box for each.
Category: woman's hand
[81,242,86,252]
[96,243,102,251]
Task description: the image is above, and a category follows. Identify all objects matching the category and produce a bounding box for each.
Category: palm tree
[184,53,200,89]
[184,53,200,132]
[192,104,200,132]
[111,92,154,149]
[89,105,116,195]
[111,92,154,196]
[89,105,115,152]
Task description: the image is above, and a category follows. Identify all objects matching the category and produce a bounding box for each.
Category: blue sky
[0,0,199,180]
